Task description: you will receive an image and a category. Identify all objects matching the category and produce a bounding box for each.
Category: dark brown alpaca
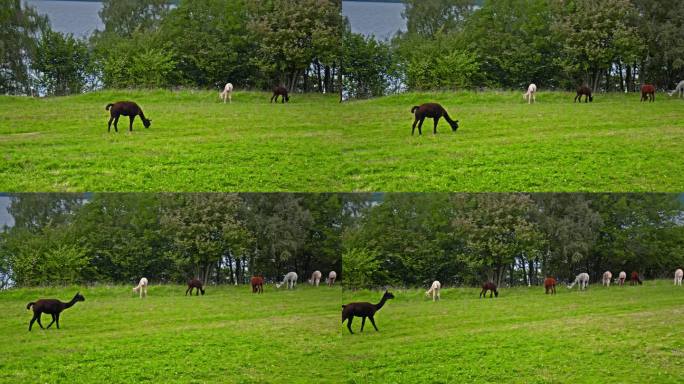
[105,101,151,132]
[270,86,290,103]
[342,290,394,334]
[410,103,459,135]
[26,292,85,331]
[630,271,643,285]
[574,85,593,103]
[251,276,264,294]
[544,277,557,294]
[640,84,655,102]
[479,282,498,298]
[186,279,205,296]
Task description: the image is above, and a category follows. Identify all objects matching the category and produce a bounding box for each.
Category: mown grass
[341,280,684,383]
[1,90,683,191]
[0,284,342,383]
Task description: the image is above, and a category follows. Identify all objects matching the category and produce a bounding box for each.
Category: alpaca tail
[105,103,113,111]
[411,106,419,113]
[26,302,35,310]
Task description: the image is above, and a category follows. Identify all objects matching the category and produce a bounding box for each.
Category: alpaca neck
[375,296,388,311]
[64,296,79,309]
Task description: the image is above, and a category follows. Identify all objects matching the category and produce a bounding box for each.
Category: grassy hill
[1,90,682,191]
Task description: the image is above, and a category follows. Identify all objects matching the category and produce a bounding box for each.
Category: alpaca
[271,85,290,103]
[308,270,322,286]
[132,277,148,298]
[640,84,656,102]
[342,290,394,334]
[26,292,85,331]
[220,82,234,104]
[618,271,627,286]
[425,280,441,301]
[479,282,498,298]
[668,80,684,98]
[186,278,205,296]
[675,269,683,286]
[544,277,557,294]
[523,83,537,104]
[275,272,298,289]
[567,273,589,290]
[326,271,337,287]
[602,271,612,287]
[410,103,459,135]
[105,101,151,133]
[251,276,264,293]
[574,85,593,103]
[630,271,642,285]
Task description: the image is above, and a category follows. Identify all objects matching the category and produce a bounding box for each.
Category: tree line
[0,193,354,287]
[342,193,684,289]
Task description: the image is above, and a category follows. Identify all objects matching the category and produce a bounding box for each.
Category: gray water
[26,0,405,40]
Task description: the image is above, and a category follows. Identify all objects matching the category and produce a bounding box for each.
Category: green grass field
[1,90,683,191]
[2,282,683,383]
[341,281,684,383]
[0,285,342,383]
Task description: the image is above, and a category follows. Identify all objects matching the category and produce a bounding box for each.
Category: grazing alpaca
[567,273,590,290]
[602,271,612,287]
[275,272,298,289]
[185,278,205,296]
[308,270,322,286]
[26,292,85,331]
[105,101,151,133]
[675,269,683,286]
[271,85,290,103]
[410,103,459,135]
[618,271,627,286]
[132,277,148,298]
[251,276,264,293]
[640,84,656,102]
[523,83,537,104]
[326,271,337,287]
[574,85,593,103]
[425,280,441,301]
[544,277,557,294]
[668,80,684,98]
[479,282,498,298]
[220,82,234,104]
[342,290,394,334]
[630,271,642,285]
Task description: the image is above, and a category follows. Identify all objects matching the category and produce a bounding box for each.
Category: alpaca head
[588,95,593,102]
[73,292,86,302]
[142,118,152,128]
[383,290,395,301]
[200,288,205,295]
[284,95,290,103]
[449,120,459,132]
[494,289,499,298]
[275,283,282,289]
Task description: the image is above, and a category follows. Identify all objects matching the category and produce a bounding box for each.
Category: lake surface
[26,0,406,40]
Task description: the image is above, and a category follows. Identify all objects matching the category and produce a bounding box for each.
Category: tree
[342,29,396,98]
[342,248,382,289]
[97,0,170,38]
[402,0,476,37]
[34,30,91,95]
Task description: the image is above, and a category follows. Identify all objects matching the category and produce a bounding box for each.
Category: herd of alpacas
[103,80,684,135]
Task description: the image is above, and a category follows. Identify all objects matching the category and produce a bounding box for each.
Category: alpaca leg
[47,314,56,329]
[360,317,366,332]
[113,116,120,132]
[107,116,114,132]
[55,314,60,329]
[412,118,419,135]
[35,314,44,329]
[29,314,39,331]
[433,117,440,134]
[346,316,354,334]
[185,287,190,295]
[369,316,379,331]
[228,93,232,103]
[129,116,135,132]
[417,118,425,135]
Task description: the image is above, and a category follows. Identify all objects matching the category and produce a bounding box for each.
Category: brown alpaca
[640,84,655,102]
[186,279,205,296]
[479,282,498,298]
[410,103,459,135]
[271,86,290,103]
[544,277,557,294]
[251,276,264,294]
[105,101,151,132]
[630,271,643,285]
[26,292,85,331]
[342,291,394,334]
[574,85,593,103]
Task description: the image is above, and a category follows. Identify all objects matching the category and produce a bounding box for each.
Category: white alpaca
[132,277,148,298]
[668,80,684,98]
[275,272,298,289]
[675,269,683,286]
[618,271,627,286]
[326,271,337,287]
[425,280,441,301]
[602,271,612,287]
[308,270,322,286]
[219,82,234,103]
[567,273,590,290]
[523,83,537,104]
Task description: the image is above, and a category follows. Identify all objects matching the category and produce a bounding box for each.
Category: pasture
[341,281,684,383]
[1,90,683,191]
[0,284,342,383]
